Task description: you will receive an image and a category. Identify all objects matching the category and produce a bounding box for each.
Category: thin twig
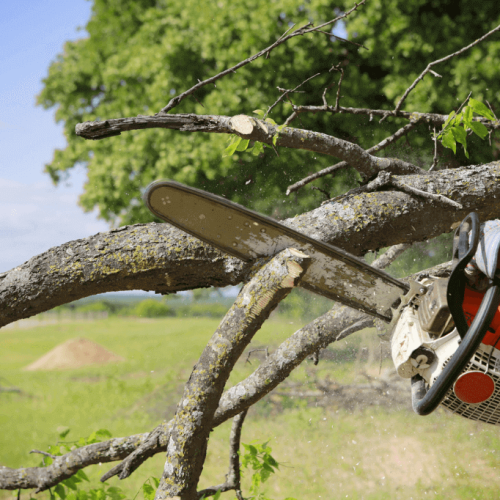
[308,27,367,49]
[245,348,269,364]
[195,410,248,500]
[311,186,331,199]
[392,178,463,209]
[287,121,417,195]
[159,1,366,113]
[334,67,344,111]
[394,23,500,113]
[29,450,57,459]
[429,126,439,171]
[265,73,321,119]
[328,171,462,209]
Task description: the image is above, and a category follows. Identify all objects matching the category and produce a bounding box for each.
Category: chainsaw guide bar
[144,180,409,321]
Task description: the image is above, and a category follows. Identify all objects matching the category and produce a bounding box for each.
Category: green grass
[2,317,500,500]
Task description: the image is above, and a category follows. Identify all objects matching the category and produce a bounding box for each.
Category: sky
[0,0,108,274]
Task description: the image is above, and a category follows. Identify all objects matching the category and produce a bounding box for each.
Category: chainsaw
[144,180,500,425]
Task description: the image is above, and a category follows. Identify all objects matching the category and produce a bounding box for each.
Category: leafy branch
[436,96,496,157]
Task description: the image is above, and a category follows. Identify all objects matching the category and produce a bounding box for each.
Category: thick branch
[4,163,500,329]
[156,248,311,500]
[76,113,423,180]
[1,257,450,493]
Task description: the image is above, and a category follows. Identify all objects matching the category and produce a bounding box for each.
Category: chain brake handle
[448,212,480,339]
[452,212,480,269]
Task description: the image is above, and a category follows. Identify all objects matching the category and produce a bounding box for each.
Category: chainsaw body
[391,213,500,424]
[392,279,500,424]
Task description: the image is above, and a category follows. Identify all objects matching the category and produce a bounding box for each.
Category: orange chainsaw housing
[463,286,500,346]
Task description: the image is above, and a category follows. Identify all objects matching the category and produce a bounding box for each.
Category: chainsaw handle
[447,212,480,339]
[411,284,500,416]
[453,212,480,265]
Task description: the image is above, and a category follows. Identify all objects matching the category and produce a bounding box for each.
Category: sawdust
[24,337,124,371]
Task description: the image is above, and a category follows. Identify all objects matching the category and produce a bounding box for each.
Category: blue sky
[0,0,108,273]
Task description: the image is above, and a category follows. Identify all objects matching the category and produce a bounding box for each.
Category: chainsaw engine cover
[417,278,451,335]
[392,301,500,425]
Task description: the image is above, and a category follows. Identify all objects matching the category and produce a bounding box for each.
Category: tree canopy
[39,0,500,225]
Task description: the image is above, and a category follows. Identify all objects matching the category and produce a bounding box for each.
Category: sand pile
[24,337,124,371]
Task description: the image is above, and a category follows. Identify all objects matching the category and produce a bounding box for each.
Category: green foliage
[38,429,127,500]
[176,303,229,318]
[436,97,495,157]
[240,441,297,500]
[38,0,500,225]
[131,299,173,318]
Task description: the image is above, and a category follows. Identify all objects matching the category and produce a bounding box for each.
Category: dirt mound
[24,337,124,371]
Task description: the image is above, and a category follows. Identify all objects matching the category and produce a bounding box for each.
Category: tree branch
[394,23,500,113]
[286,121,418,195]
[155,248,311,500]
[3,163,500,329]
[0,433,150,491]
[76,113,423,180]
[2,257,453,494]
[283,105,500,129]
[158,0,367,113]
[196,410,247,500]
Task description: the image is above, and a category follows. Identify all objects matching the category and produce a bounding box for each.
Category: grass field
[2,316,500,499]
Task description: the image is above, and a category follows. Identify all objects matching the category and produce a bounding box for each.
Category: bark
[0,433,149,492]
[75,113,423,181]
[156,248,311,500]
[2,162,500,329]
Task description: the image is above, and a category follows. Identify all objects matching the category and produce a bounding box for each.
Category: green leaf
[443,111,455,129]
[106,487,125,500]
[54,484,66,500]
[247,444,258,456]
[262,462,274,473]
[75,470,90,482]
[441,129,456,154]
[264,117,277,125]
[469,98,495,120]
[142,484,155,500]
[470,120,489,139]
[253,109,265,117]
[62,476,80,491]
[222,135,242,157]
[235,138,250,152]
[57,427,71,439]
[151,477,160,489]
[251,142,264,156]
[451,125,467,146]
[213,490,221,500]
[463,105,473,129]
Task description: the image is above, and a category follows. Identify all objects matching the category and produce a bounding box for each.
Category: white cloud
[0,178,109,272]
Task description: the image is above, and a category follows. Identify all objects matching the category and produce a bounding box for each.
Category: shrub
[132,299,173,318]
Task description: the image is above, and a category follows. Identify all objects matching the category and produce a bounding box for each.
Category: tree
[2,1,500,499]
